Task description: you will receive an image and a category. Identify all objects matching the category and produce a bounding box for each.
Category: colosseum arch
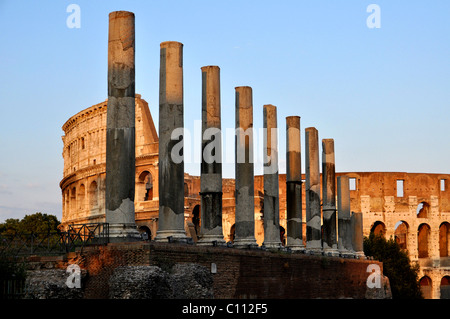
[137,171,153,202]
[418,223,431,258]
[394,221,409,250]
[70,187,76,216]
[370,221,386,236]
[229,224,235,243]
[417,201,430,218]
[439,222,450,257]
[78,184,86,212]
[192,205,201,239]
[89,181,98,211]
[441,276,450,299]
[138,225,151,241]
[420,276,432,299]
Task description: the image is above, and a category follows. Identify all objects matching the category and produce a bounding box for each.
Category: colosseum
[60,95,450,299]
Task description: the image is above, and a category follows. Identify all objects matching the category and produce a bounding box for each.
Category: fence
[0,223,109,256]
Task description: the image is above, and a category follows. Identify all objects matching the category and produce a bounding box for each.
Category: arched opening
[420,276,432,299]
[280,226,286,246]
[439,222,450,257]
[78,184,85,211]
[89,181,98,210]
[394,221,409,251]
[417,202,430,218]
[371,221,386,237]
[65,189,70,218]
[70,187,76,215]
[138,226,151,241]
[138,171,153,201]
[418,223,431,258]
[192,205,201,239]
[440,276,450,299]
[229,224,235,243]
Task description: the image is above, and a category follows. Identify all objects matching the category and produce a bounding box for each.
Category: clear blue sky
[0,0,449,222]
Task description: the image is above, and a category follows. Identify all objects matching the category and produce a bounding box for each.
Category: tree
[364,232,422,299]
[0,213,60,236]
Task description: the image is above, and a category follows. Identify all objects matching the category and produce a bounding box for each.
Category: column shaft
[262,105,282,249]
[337,176,354,256]
[351,212,366,258]
[105,11,140,241]
[234,86,257,248]
[155,41,188,242]
[198,65,225,246]
[305,127,322,252]
[322,139,338,256]
[286,116,304,251]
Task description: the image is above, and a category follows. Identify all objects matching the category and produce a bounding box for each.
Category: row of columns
[104,11,365,257]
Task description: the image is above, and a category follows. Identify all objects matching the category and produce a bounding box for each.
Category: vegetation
[364,232,422,299]
[0,212,60,237]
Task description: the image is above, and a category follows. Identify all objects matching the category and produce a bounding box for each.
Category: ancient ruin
[58,10,450,299]
[105,11,140,241]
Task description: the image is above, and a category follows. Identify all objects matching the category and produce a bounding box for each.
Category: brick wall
[27,242,382,299]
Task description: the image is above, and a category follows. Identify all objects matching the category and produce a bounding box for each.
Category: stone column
[351,212,365,258]
[234,86,258,248]
[305,127,322,253]
[105,11,140,241]
[197,65,225,246]
[286,116,305,251]
[155,41,188,243]
[322,139,339,256]
[262,105,282,249]
[337,176,354,257]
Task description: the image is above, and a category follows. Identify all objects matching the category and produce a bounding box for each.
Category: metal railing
[0,223,109,256]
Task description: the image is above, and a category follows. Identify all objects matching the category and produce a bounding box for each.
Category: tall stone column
[197,65,225,246]
[337,176,354,256]
[351,212,365,258]
[322,139,339,256]
[155,41,188,243]
[234,86,258,249]
[105,11,140,241]
[285,116,304,251]
[305,127,322,253]
[262,105,282,249]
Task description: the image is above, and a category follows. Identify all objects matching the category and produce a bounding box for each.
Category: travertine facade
[60,97,450,298]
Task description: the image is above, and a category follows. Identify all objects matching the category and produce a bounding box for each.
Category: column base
[338,249,356,258]
[354,251,366,259]
[108,224,142,243]
[262,241,283,250]
[154,229,190,244]
[323,248,340,257]
[233,237,258,249]
[196,235,227,247]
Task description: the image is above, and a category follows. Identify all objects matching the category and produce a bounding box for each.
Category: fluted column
[234,86,258,249]
[262,105,282,249]
[155,41,188,243]
[322,139,339,256]
[305,127,322,253]
[105,11,140,241]
[197,65,225,246]
[286,116,305,251]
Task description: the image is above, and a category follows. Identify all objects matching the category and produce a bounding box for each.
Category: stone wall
[23,242,387,299]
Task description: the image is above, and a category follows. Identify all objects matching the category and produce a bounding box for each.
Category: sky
[0,0,449,222]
